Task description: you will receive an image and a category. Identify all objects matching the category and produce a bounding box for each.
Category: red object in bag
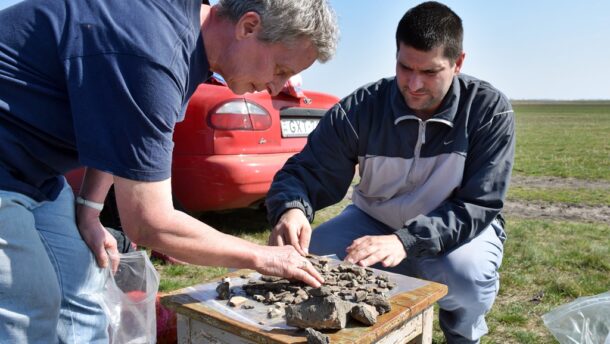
[156,293,177,344]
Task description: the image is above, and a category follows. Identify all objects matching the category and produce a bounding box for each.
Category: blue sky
[301,1,610,100]
[2,0,608,100]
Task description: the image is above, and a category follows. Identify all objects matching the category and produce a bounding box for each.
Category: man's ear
[235,11,261,40]
[454,52,466,74]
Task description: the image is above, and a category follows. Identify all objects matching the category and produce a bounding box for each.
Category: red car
[66,76,339,215]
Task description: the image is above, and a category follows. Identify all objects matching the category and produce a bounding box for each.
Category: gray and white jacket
[266,74,515,257]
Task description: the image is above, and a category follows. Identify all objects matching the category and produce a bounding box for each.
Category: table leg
[176,314,256,344]
[177,314,191,344]
[409,307,434,344]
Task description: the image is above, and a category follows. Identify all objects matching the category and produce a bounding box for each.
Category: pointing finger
[301,260,324,284]
[299,225,312,255]
[287,225,306,256]
[292,265,322,288]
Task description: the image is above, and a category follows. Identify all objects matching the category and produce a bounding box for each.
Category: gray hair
[216,0,339,62]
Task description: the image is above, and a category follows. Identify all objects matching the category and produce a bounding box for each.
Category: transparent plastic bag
[542,291,610,344]
[97,250,160,344]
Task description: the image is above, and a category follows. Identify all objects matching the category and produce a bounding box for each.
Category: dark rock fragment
[216,278,231,300]
[349,304,378,325]
[286,295,352,330]
[309,286,333,297]
[304,327,330,344]
[355,290,368,302]
[261,275,285,282]
[265,291,278,303]
[376,280,388,288]
[364,295,391,314]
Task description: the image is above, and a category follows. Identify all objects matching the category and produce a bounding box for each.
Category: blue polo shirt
[0,0,210,201]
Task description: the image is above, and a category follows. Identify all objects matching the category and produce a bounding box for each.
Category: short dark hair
[395,1,463,62]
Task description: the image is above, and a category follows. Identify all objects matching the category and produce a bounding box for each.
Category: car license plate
[280,118,320,137]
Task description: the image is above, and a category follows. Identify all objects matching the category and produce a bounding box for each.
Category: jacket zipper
[406,120,426,188]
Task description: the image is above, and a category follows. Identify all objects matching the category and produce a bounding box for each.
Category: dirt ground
[346,175,610,224]
[505,175,610,223]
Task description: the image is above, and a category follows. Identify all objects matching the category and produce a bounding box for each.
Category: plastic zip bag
[542,291,610,344]
[96,250,160,344]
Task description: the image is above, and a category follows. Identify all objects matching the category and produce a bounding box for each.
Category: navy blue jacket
[266,74,515,257]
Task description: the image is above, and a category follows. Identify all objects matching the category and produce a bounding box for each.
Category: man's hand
[76,206,120,273]
[256,245,324,288]
[268,208,311,255]
[345,234,406,268]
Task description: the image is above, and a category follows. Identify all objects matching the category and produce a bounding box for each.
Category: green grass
[431,218,610,344]
[155,263,228,292]
[486,219,609,343]
[507,186,610,206]
[512,102,610,180]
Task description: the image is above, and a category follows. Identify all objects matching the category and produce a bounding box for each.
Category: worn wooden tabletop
[162,269,447,344]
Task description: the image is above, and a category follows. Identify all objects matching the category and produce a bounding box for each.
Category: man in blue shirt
[0,0,338,342]
[266,2,514,343]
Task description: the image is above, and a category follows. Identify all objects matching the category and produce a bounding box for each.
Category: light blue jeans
[0,180,108,343]
[310,205,505,344]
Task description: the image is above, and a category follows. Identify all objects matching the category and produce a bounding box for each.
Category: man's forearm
[75,167,114,223]
[110,175,263,268]
[395,199,501,257]
[79,167,114,204]
[125,208,264,269]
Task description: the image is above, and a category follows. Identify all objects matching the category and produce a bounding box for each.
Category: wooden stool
[162,269,447,344]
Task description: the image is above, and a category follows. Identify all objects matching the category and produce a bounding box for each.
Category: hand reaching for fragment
[256,245,324,288]
[345,234,406,268]
[268,208,311,256]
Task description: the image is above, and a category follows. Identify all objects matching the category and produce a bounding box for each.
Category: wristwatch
[76,196,104,211]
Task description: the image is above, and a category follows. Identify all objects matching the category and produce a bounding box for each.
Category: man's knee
[434,252,500,312]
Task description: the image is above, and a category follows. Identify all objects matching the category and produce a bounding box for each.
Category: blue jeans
[0,180,108,343]
[310,205,505,344]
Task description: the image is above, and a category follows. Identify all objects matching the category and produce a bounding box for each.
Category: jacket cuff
[269,200,314,226]
[394,228,417,255]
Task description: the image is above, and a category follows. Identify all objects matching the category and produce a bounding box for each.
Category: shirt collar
[391,75,461,127]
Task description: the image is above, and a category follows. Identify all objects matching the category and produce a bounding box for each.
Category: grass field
[507,186,610,206]
[512,101,610,181]
[156,101,610,343]
[445,219,610,344]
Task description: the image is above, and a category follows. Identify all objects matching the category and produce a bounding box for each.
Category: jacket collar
[391,75,460,127]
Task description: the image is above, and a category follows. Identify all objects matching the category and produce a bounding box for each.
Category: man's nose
[266,76,288,96]
[408,73,424,91]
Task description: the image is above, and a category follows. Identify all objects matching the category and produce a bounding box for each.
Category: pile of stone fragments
[216,255,397,344]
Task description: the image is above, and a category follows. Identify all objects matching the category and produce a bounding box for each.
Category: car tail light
[209,99,271,130]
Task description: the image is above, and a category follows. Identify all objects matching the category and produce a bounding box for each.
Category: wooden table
[162,270,447,344]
